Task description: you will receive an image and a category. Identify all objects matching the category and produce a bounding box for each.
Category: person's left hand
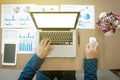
[36,39,52,59]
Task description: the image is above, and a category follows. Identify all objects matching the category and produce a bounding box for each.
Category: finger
[46,39,51,48]
[43,38,50,46]
[40,39,44,45]
[90,42,94,49]
[95,42,99,50]
[41,38,46,44]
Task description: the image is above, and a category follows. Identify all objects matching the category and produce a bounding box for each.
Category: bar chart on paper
[18,30,35,54]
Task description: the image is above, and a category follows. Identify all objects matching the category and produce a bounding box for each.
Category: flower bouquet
[96,12,120,36]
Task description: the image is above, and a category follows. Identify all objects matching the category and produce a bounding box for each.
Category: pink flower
[115,14,120,20]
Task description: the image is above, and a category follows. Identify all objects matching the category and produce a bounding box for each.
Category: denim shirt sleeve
[84,58,98,80]
[18,54,46,80]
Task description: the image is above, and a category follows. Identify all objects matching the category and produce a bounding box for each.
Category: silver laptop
[30,12,80,57]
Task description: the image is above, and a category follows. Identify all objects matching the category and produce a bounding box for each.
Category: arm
[84,58,98,80]
[18,39,52,80]
[18,54,44,80]
[84,42,99,80]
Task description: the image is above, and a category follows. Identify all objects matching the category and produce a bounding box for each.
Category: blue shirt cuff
[26,54,44,71]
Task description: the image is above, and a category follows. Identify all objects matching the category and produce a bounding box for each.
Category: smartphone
[2,43,17,66]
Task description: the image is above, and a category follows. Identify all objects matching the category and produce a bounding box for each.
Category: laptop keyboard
[39,32,73,45]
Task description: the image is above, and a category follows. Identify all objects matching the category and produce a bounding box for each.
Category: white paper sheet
[35,5,59,12]
[1,29,18,54]
[1,29,36,54]
[1,4,35,28]
[60,5,95,29]
[18,29,36,54]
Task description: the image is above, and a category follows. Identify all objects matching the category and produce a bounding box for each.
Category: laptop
[30,12,80,57]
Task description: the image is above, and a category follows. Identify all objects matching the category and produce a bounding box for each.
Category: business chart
[60,5,95,29]
[35,5,59,12]
[1,4,35,28]
[19,33,33,52]
[18,29,36,54]
[1,29,36,54]
[1,4,59,28]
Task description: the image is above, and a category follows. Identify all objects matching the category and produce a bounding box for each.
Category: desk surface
[0,0,120,70]
[0,29,120,70]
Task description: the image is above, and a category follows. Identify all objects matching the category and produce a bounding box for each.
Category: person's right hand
[36,39,52,59]
[85,42,99,59]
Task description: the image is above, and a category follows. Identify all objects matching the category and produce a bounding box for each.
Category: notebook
[30,12,80,57]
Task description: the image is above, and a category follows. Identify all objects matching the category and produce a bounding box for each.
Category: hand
[36,39,52,59]
[85,42,99,59]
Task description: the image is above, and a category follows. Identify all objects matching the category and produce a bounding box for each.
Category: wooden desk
[0,0,120,70]
[0,28,120,70]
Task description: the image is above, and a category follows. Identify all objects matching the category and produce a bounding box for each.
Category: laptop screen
[30,12,80,29]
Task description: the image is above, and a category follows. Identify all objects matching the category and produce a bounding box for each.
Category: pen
[77,29,80,45]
